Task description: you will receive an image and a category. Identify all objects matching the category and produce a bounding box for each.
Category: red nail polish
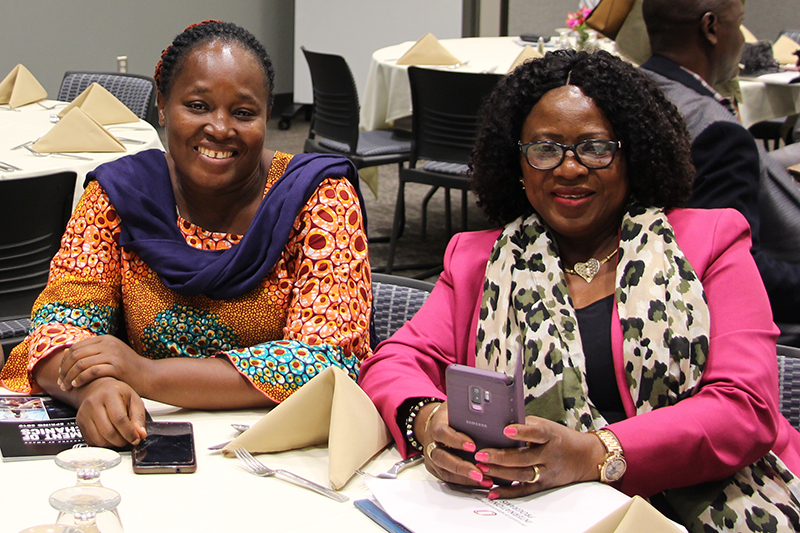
[488,492,499,500]
[476,463,489,473]
[475,452,489,462]
[463,441,476,452]
[469,470,483,482]
[503,426,517,437]
[480,479,493,488]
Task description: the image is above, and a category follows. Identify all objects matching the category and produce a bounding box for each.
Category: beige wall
[0,1,294,97]
[505,0,797,42]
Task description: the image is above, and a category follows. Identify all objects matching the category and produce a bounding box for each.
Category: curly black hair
[470,49,695,226]
[154,20,276,113]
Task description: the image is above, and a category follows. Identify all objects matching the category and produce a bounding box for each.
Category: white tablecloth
[1,396,410,533]
[0,100,163,209]
[360,37,800,132]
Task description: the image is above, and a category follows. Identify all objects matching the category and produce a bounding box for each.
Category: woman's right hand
[74,376,148,448]
[415,401,493,488]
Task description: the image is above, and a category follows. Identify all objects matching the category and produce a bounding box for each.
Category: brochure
[0,395,84,461]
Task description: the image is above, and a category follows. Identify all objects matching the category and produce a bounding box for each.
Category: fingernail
[488,492,499,500]
[71,380,78,387]
[475,452,489,462]
[469,470,483,482]
[503,426,517,437]
[463,441,476,452]
[480,479,494,488]
[476,463,489,473]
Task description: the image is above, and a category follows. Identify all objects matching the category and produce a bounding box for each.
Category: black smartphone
[446,364,525,455]
[132,421,197,474]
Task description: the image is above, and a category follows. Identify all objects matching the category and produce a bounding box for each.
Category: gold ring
[426,441,438,459]
[529,465,541,484]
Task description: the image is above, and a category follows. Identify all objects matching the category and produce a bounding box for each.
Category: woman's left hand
[477,416,606,499]
[58,335,152,394]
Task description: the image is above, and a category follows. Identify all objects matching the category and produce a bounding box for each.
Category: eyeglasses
[518,139,622,170]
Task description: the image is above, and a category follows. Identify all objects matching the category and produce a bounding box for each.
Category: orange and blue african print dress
[0,152,372,402]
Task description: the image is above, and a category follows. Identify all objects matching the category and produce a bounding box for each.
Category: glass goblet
[55,447,121,487]
[18,525,84,533]
[555,28,572,50]
[50,485,123,533]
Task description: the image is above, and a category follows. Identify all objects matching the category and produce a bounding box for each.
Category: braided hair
[154,20,276,112]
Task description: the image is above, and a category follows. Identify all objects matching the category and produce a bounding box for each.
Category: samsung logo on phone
[465,419,488,428]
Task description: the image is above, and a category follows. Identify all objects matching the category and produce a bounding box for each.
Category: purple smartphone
[445,364,525,456]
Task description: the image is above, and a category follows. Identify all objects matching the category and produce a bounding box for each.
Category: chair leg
[386,179,407,275]
[461,189,468,232]
[420,186,439,240]
[444,188,452,236]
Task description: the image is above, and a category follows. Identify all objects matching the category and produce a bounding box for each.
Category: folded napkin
[33,107,125,153]
[0,64,47,108]
[584,496,682,533]
[396,33,461,66]
[773,35,800,66]
[741,25,759,44]
[222,366,391,490]
[508,45,544,73]
[58,82,139,125]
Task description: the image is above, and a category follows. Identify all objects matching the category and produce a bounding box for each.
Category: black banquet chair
[385,67,503,274]
[371,273,434,347]
[0,172,77,362]
[301,48,411,184]
[57,71,158,126]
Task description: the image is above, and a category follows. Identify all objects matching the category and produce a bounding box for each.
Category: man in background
[640,0,800,345]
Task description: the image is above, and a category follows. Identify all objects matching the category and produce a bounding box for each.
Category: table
[0,100,163,209]
[739,78,800,129]
[1,396,411,533]
[360,37,800,132]
[361,37,528,131]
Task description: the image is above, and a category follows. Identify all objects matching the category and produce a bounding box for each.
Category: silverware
[115,136,146,145]
[0,160,22,172]
[233,447,348,502]
[208,423,251,450]
[376,455,424,479]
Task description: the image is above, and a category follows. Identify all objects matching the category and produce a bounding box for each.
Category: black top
[575,294,626,423]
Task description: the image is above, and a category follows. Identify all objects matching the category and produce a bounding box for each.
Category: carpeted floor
[162,116,496,284]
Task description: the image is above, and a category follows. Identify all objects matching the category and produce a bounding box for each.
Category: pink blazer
[359,208,800,497]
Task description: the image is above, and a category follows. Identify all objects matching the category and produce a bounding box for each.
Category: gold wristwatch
[590,429,626,483]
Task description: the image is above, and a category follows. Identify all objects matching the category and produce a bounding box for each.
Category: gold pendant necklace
[564,249,618,283]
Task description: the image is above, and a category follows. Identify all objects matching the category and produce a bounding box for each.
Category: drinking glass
[50,485,124,533]
[555,28,572,50]
[54,447,121,487]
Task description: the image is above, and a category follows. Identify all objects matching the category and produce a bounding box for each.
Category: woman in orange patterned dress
[0,21,372,447]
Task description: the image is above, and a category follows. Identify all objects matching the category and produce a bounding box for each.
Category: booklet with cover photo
[0,395,84,461]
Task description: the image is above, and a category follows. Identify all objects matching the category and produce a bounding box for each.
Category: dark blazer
[641,55,800,327]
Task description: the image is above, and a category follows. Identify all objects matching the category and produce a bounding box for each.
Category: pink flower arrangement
[566,6,592,30]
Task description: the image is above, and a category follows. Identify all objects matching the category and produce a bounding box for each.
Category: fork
[233,447,349,502]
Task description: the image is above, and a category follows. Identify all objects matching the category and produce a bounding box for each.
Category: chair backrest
[57,71,157,125]
[301,48,361,153]
[0,172,77,321]
[407,67,503,165]
[779,353,800,430]
[371,273,434,346]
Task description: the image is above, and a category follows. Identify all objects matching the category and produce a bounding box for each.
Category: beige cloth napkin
[222,366,391,490]
[508,45,544,74]
[396,33,461,66]
[741,25,759,44]
[0,64,47,108]
[584,496,683,533]
[58,82,139,125]
[774,35,800,66]
[33,107,125,153]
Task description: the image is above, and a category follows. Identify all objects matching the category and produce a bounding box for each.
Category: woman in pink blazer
[359,50,800,532]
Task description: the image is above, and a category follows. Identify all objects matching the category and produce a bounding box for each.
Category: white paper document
[753,71,800,85]
[366,477,632,533]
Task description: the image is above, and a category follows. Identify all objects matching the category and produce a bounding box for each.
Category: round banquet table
[0,100,163,209]
[360,36,800,132]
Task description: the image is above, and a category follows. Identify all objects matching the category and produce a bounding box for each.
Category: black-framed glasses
[518,139,622,170]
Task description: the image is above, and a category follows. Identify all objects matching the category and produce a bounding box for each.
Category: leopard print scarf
[476,203,800,532]
[476,204,709,428]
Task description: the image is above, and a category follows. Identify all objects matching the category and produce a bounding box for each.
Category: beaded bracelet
[404,398,440,452]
